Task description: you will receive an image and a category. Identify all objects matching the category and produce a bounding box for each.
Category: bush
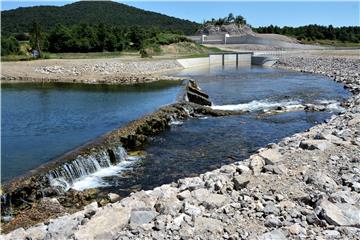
[1,37,20,56]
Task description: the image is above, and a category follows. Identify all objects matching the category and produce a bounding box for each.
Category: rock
[323,230,340,238]
[130,210,158,225]
[177,190,191,201]
[288,223,305,235]
[317,199,360,227]
[258,148,282,165]
[263,203,280,215]
[265,215,282,227]
[182,202,202,217]
[258,229,287,240]
[170,213,186,230]
[192,188,210,202]
[27,224,48,240]
[330,191,359,204]
[299,140,333,151]
[307,171,338,192]
[45,215,81,240]
[74,206,131,240]
[233,175,250,190]
[108,193,121,203]
[4,228,27,240]
[1,216,14,223]
[236,164,251,174]
[203,194,228,209]
[194,216,224,235]
[249,155,265,176]
[178,177,204,191]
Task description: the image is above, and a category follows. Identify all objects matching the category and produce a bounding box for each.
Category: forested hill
[1,1,200,36]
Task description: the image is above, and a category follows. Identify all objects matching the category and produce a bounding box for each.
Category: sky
[1,1,359,27]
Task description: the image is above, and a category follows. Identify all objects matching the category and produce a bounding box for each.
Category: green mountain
[1,1,199,36]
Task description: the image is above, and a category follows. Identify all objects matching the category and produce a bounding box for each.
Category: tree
[1,37,20,56]
[227,13,235,23]
[234,15,246,25]
[30,20,44,57]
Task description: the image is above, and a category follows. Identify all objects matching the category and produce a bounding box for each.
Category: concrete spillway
[177,52,277,68]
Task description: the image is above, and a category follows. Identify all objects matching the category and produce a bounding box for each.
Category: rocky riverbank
[1,58,184,84]
[2,54,360,239]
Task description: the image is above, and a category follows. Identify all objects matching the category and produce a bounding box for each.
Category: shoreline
[1,58,185,85]
[2,52,360,239]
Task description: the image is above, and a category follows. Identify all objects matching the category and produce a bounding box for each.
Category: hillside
[1,1,199,36]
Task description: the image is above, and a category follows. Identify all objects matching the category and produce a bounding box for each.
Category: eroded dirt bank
[2,53,360,239]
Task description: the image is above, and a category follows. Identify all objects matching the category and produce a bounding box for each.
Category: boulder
[194,216,224,235]
[299,140,333,151]
[249,155,265,176]
[317,199,360,227]
[258,148,282,165]
[202,193,228,209]
[74,206,131,240]
[108,193,121,203]
[233,175,250,190]
[130,209,158,225]
[258,229,287,240]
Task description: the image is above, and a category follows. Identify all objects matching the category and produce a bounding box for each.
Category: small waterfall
[48,146,128,191]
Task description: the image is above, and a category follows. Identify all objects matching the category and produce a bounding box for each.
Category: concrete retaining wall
[176,58,210,68]
[177,54,253,68]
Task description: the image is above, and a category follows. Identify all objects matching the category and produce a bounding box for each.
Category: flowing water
[1,66,350,196]
[1,81,181,181]
[40,65,350,195]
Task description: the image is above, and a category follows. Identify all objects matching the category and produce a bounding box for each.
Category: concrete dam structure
[177,52,278,68]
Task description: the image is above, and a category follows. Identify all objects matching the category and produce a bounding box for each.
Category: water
[47,65,350,195]
[1,81,181,181]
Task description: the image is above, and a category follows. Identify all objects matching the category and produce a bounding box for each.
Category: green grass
[1,43,225,62]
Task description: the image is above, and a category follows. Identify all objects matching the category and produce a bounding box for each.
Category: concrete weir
[177,52,278,68]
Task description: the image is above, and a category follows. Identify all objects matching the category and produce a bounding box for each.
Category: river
[1,66,350,193]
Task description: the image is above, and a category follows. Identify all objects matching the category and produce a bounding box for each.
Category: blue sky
[1,1,359,27]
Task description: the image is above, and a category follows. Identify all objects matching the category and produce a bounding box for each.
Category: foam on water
[316,100,346,113]
[48,146,142,191]
[211,99,345,113]
[211,99,303,112]
[71,157,140,191]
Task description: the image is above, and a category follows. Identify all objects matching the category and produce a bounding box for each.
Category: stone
[192,188,210,202]
[323,230,340,238]
[203,194,228,209]
[182,202,202,217]
[307,171,338,192]
[26,224,48,240]
[233,175,250,190]
[288,223,303,235]
[177,190,191,201]
[263,203,280,215]
[317,199,360,227]
[178,177,204,191]
[171,213,186,230]
[108,193,121,203]
[236,164,251,174]
[330,191,359,204]
[258,148,282,165]
[265,215,282,227]
[194,216,224,235]
[130,210,158,225]
[249,155,265,176]
[74,206,131,240]
[4,228,27,240]
[45,215,81,240]
[258,229,287,240]
[299,140,333,151]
